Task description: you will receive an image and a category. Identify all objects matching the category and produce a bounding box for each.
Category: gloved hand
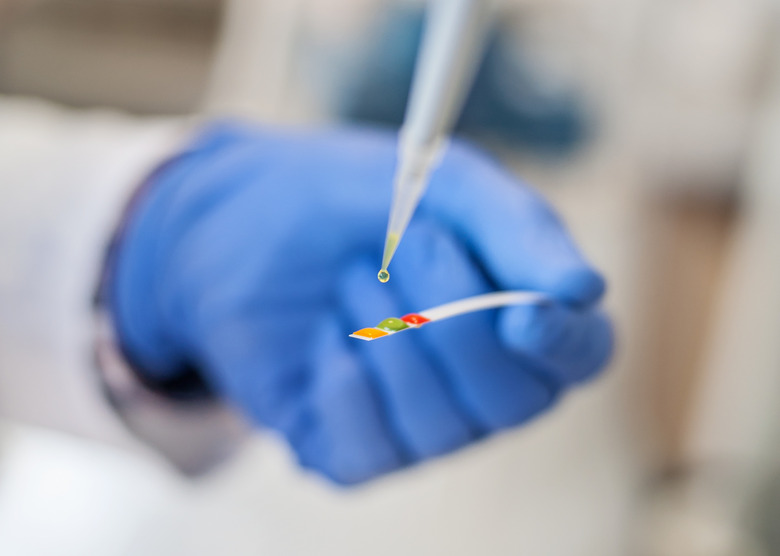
[110,121,613,485]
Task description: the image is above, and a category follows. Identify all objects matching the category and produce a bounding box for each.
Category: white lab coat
[0,96,182,443]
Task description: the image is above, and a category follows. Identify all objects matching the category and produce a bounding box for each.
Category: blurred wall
[0,0,222,114]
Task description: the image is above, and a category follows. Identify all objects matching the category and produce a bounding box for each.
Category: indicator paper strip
[350,290,548,341]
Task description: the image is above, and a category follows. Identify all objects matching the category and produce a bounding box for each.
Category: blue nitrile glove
[110,122,613,485]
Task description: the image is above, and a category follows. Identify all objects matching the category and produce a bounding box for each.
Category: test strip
[349,290,548,341]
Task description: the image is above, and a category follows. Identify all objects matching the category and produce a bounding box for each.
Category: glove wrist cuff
[100,120,275,390]
[99,152,200,387]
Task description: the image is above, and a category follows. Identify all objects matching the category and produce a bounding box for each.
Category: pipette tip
[379,232,400,282]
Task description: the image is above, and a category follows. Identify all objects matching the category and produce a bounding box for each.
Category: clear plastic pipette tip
[378,154,433,282]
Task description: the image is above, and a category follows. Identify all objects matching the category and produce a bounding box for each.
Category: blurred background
[1,0,780,554]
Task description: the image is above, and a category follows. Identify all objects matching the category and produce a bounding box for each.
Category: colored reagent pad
[377,317,409,331]
[401,313,430,325]
[352,328,389,339]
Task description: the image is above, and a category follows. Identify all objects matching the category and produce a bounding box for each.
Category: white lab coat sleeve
[0,96,248,474]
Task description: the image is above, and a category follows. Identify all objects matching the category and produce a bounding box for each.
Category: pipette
[378,0,494,283]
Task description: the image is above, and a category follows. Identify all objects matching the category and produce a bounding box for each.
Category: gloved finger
[498,303,614,385]
[293,314,406,485]
[419,142,604,307]
[337,260,476,461]
[390,220,559,431]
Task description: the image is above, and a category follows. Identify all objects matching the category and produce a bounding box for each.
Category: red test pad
[401,313,430,326]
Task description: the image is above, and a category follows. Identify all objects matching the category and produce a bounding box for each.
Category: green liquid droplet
[377,317,408,331]
[377,269,390,283]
